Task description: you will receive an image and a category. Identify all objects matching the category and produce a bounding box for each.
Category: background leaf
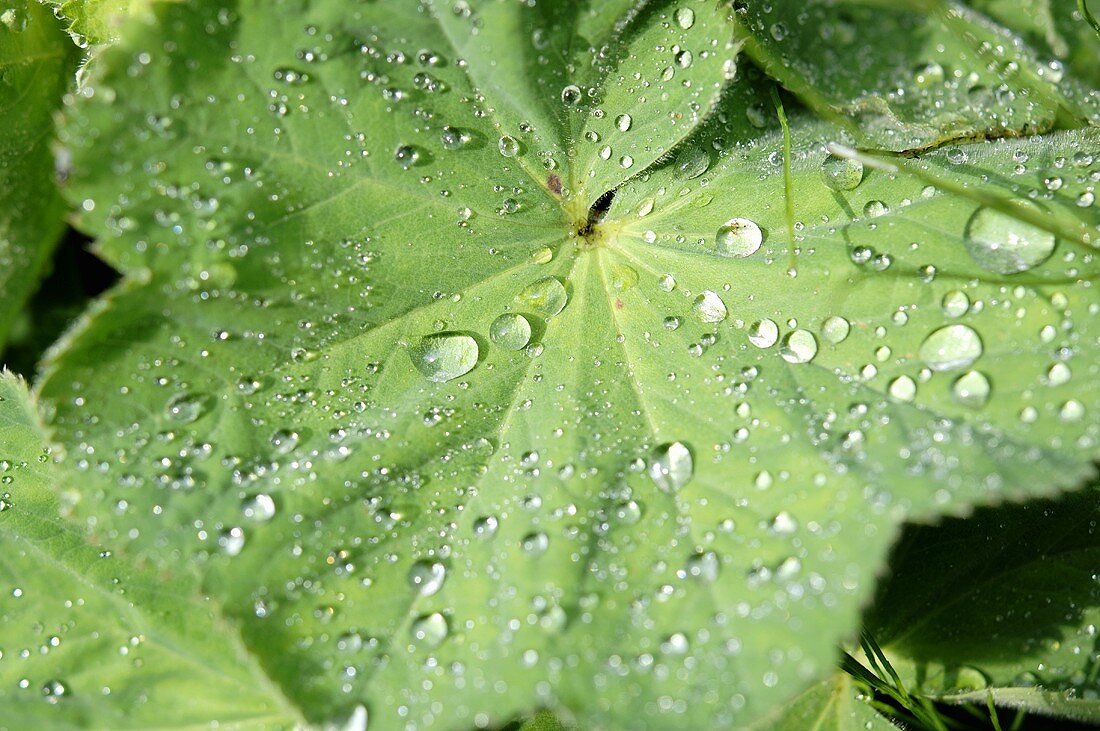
[0,0,77,356]
[0,371,300,727]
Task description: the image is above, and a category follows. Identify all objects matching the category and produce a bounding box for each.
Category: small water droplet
[615,113,633,132]
[888,375,917,402]
[691,291,727,323]
[242,493,276,522]
[748,319,779,348]
[952,370,991,407]
[410,612,448,649]
[407,561,447,597]
[498,135,520,158]
[821,316,850,344]
[941,290,970,318]
[489,313,532,350]
[649,442,693,493]
[779,329,818,363]
[716,218,762,257]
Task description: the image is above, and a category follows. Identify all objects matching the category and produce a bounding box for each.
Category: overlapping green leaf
[865,484,1100,723]
[20,0,1100,728]
[0,371,299,727]
[0,1,76,354]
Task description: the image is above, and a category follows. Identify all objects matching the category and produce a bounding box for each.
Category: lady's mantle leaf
[30,0,1100,727]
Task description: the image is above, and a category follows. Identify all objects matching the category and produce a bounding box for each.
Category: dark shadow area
[860,478,1100,728]
[1,225,119,375]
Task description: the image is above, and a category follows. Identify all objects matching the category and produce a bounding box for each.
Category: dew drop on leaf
[675,7,695,29]
[715,217,763,257]
[941,290,970,317]
[888,375,917,402]
[517,276,568,316]
[779,329,818,363]
[820,153,864,191]
[498,135,520,158]
[648,441,693,493]
[489,313,532,350]
[242,493,276,522]
[963,207,1056,274]
[615,113,632,132]
[748,319,779,348]
[918,324,983,371]
[409,333,479,383]
[691,290,727,323]
[821,315,850,344]
[410,612,448,649]
[165,393,208,423]
[407,561,446,597]
[952,370,991,407]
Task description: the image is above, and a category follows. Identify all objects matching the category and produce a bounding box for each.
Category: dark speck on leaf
[547,173,562,196]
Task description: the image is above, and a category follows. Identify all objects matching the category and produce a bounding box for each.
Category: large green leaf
[42,0,155,47]
[28,0,1100,727]
[0,0,76,354]
[864,484,1100,723]
[0,371,299,727]
[749,674,895,730]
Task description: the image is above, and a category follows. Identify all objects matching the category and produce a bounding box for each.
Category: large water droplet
[409,333,479,382]
[518,277,568,316]
[691,291,727,323]
[498,135,520,158]
[715,218,762,257]
[888,375,917,402]
[919,324,983,371]
[675,7,695,29]
[820,154,864,191]
[649,442,693,493]
[964,207,1056,274]
[489,313,532,350]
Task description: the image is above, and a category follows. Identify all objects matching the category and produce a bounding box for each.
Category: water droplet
[863,200,889,217]
[409,333,479,382]
[919,324,983,371]
[489,313,532,350]
[518,277,568,316]
[165,393,208,423]
[1060,400,1085,422]
[821,316,850,344]
[913,61,945,88]
[1047,362,1072,386]
[439,125,471,150]
[675,7,695,29]
[691,291,727,323]
[715,218,762,257]
[952,370,990,407]
[820,154,864,191]
[649,442,693,493]
[242,493,276,522]
[685,551,719,582]
[270,429,299,454]
[522,531,550,555]
[779,329,818,363]
[561,84,582,105]
[407,561,447,597]
[748,319,779,348]
[410,612,448,649]
[611,264,639,291]
[615,113,632,132]
[964,207,1056,274]
[41,680,67,703]
[941,290,970,318]
[888,375,917,402]
[394,145,421,169]
[498,135,520,158]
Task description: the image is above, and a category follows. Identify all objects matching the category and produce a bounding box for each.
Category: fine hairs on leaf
[0,0,1098,729]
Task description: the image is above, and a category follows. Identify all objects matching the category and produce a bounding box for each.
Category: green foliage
[0,0,1097,728]
[0,0,76,353]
